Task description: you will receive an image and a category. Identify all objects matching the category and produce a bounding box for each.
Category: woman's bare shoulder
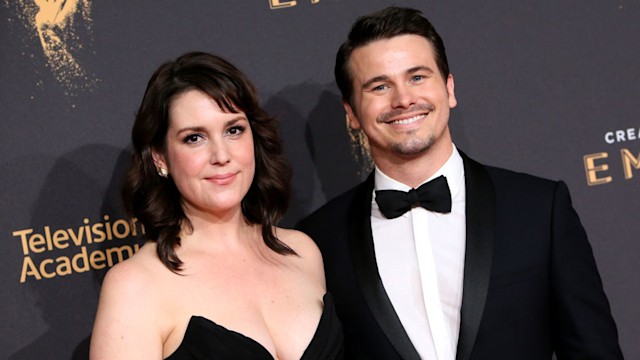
[276,228,321,255]
[98,243,168,310]
[90,242,171,359]
[275,228,325,283]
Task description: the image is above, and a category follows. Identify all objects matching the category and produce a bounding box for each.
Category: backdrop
[1,1,638,359]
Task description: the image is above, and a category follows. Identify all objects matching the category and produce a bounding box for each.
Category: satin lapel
[455,152,495,360]
[347,174,421,360]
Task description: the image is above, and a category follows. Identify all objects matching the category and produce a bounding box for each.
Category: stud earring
[158,167,168,178]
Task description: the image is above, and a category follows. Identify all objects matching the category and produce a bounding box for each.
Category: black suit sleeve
[550,181,623,359]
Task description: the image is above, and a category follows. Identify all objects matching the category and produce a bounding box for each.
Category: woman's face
[154,89,255,219]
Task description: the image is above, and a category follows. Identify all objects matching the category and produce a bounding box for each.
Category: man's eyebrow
[407,65,435,75]
[361,75,390,90]
[361,66,436,90]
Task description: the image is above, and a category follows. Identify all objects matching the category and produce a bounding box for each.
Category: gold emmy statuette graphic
[10,0,96,91]
[34,0,79,51]
[346,114,374,175]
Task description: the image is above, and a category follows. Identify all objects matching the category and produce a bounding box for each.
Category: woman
[90,52,343,359]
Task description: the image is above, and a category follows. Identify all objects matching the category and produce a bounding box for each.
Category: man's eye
[372,84,387,91]
[411,75,424,82]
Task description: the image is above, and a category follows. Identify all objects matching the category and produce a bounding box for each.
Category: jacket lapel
[455,152,495,360]
[347,174,421,360]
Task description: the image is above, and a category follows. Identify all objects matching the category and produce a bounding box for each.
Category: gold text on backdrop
[13,216,144,282]
[583,148,640,185]
[269,0,320,10]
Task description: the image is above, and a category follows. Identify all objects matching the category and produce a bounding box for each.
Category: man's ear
[446,74,457,109]
[343,100,361,130]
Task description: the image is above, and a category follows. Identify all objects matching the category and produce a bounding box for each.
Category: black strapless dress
[165,293,344,360]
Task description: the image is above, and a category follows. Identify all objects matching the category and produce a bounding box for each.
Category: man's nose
[391,84,416,109]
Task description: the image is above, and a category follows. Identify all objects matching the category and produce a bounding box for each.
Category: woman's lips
[206,172,237,185]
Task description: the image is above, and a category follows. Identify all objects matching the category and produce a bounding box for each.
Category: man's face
[344,34,457,165]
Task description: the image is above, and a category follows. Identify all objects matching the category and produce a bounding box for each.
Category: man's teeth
[390,114,426,124]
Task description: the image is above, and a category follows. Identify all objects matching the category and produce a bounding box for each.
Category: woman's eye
[183,134,202,144]
[227,126,245,136]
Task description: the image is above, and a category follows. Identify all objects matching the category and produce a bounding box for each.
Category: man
[297,6,622,360]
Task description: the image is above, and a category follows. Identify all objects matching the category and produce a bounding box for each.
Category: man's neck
[373,141,454,189]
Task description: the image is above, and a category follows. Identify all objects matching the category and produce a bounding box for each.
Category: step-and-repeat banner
[1,1,638,358]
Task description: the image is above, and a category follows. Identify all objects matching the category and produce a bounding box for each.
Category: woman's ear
[151,149,169,177]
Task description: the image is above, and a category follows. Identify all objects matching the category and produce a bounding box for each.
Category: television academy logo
[13,215,144,283]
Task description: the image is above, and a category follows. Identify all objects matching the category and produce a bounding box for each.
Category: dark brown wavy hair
[122,51,294,272]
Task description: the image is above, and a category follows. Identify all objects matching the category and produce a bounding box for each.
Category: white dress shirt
[372,145,466,360]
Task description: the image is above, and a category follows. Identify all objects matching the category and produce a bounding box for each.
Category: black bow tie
[374,175,452,219]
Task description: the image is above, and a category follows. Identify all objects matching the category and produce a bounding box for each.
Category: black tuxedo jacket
[298,152,622,360]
